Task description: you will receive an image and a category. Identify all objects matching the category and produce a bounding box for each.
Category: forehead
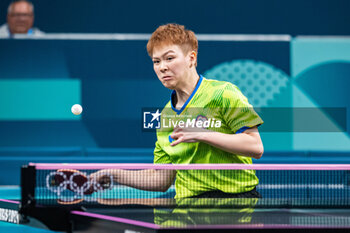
[11,2,32,13]
[152,44,184,58]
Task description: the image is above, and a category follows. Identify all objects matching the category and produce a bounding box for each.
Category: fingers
[171,127,195,139]
[170,137,184,146]
[170,131,195,146]
[89,170,114,189]
[172,126,182,134]
[99,175,112,189]
[170,130,186,146]
[170,131,181,140]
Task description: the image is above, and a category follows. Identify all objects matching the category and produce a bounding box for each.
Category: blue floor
[0,221,54,233]
[0,186,55,233]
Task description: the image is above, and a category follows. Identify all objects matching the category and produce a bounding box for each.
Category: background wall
[0,0,349,184]
[0,0,350,35]
[0,39,290,148]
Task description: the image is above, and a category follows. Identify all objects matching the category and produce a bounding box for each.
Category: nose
[159,61,168,72]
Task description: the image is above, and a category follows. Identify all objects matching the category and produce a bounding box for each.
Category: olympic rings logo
[45,170,113,203]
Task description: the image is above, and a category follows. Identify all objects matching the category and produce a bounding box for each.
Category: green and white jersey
[154,75,263,198]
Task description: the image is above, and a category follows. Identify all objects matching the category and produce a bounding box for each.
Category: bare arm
[90,169,176,192]
[170,126,263,159]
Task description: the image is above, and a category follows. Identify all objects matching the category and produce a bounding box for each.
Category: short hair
[147,23,198,57]
[8,0,34,14]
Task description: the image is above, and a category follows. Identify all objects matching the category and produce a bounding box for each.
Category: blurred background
[0,0,350,184]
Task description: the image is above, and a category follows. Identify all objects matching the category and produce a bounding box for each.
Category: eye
[153,60,160,64]
[167,57,174,61]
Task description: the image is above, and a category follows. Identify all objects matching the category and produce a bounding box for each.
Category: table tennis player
[91,23,264,199]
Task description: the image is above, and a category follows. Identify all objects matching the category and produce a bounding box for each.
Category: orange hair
[147,23,198,57]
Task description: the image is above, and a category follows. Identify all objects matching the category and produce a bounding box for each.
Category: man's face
[7,1,34,34]
[152,44,192,90]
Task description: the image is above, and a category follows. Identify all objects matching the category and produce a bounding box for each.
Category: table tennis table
[1,163,350,232]
[2,196,350,232]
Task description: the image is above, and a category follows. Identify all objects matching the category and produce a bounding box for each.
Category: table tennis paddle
[57,198,84,205]
[54,169,112,194]
[50,169,113,205]
[52,169,96,195]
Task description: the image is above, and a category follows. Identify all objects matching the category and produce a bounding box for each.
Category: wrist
[198,130,210,142]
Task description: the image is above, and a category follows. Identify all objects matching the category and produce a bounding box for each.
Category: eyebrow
[152,50,175,59]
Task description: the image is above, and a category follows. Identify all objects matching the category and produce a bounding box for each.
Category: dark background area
[0,0,349,35]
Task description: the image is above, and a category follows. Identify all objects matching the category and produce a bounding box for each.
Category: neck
[173,72,200,109]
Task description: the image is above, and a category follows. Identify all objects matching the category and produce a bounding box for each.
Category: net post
[20,164,36,216]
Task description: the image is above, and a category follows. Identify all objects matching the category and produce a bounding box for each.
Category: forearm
[199,128,264,159]
[103,169,175,192]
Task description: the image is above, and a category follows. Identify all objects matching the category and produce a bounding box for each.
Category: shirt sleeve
[221,83,263,133]
[153,140,172,164]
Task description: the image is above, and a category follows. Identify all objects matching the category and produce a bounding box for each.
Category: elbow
[243,129,264,160]
[252,143,264,159]
[156,184,171,192]
[253,151,263,160]
[159,187,170,192]
[161,181,173,192]
[151,170,175,192]
[153,181,172,192]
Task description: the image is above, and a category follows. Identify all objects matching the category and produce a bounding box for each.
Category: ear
[189,51,197,67]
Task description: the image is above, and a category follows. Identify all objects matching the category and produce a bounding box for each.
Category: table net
[23,163,350,208]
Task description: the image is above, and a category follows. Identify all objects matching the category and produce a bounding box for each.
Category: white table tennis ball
[71,104,83,115]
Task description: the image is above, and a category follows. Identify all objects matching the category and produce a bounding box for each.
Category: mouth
[14,23,28,28]
[162,76,172,81]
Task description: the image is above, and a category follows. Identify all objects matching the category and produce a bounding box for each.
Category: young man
[92,24,263,199]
